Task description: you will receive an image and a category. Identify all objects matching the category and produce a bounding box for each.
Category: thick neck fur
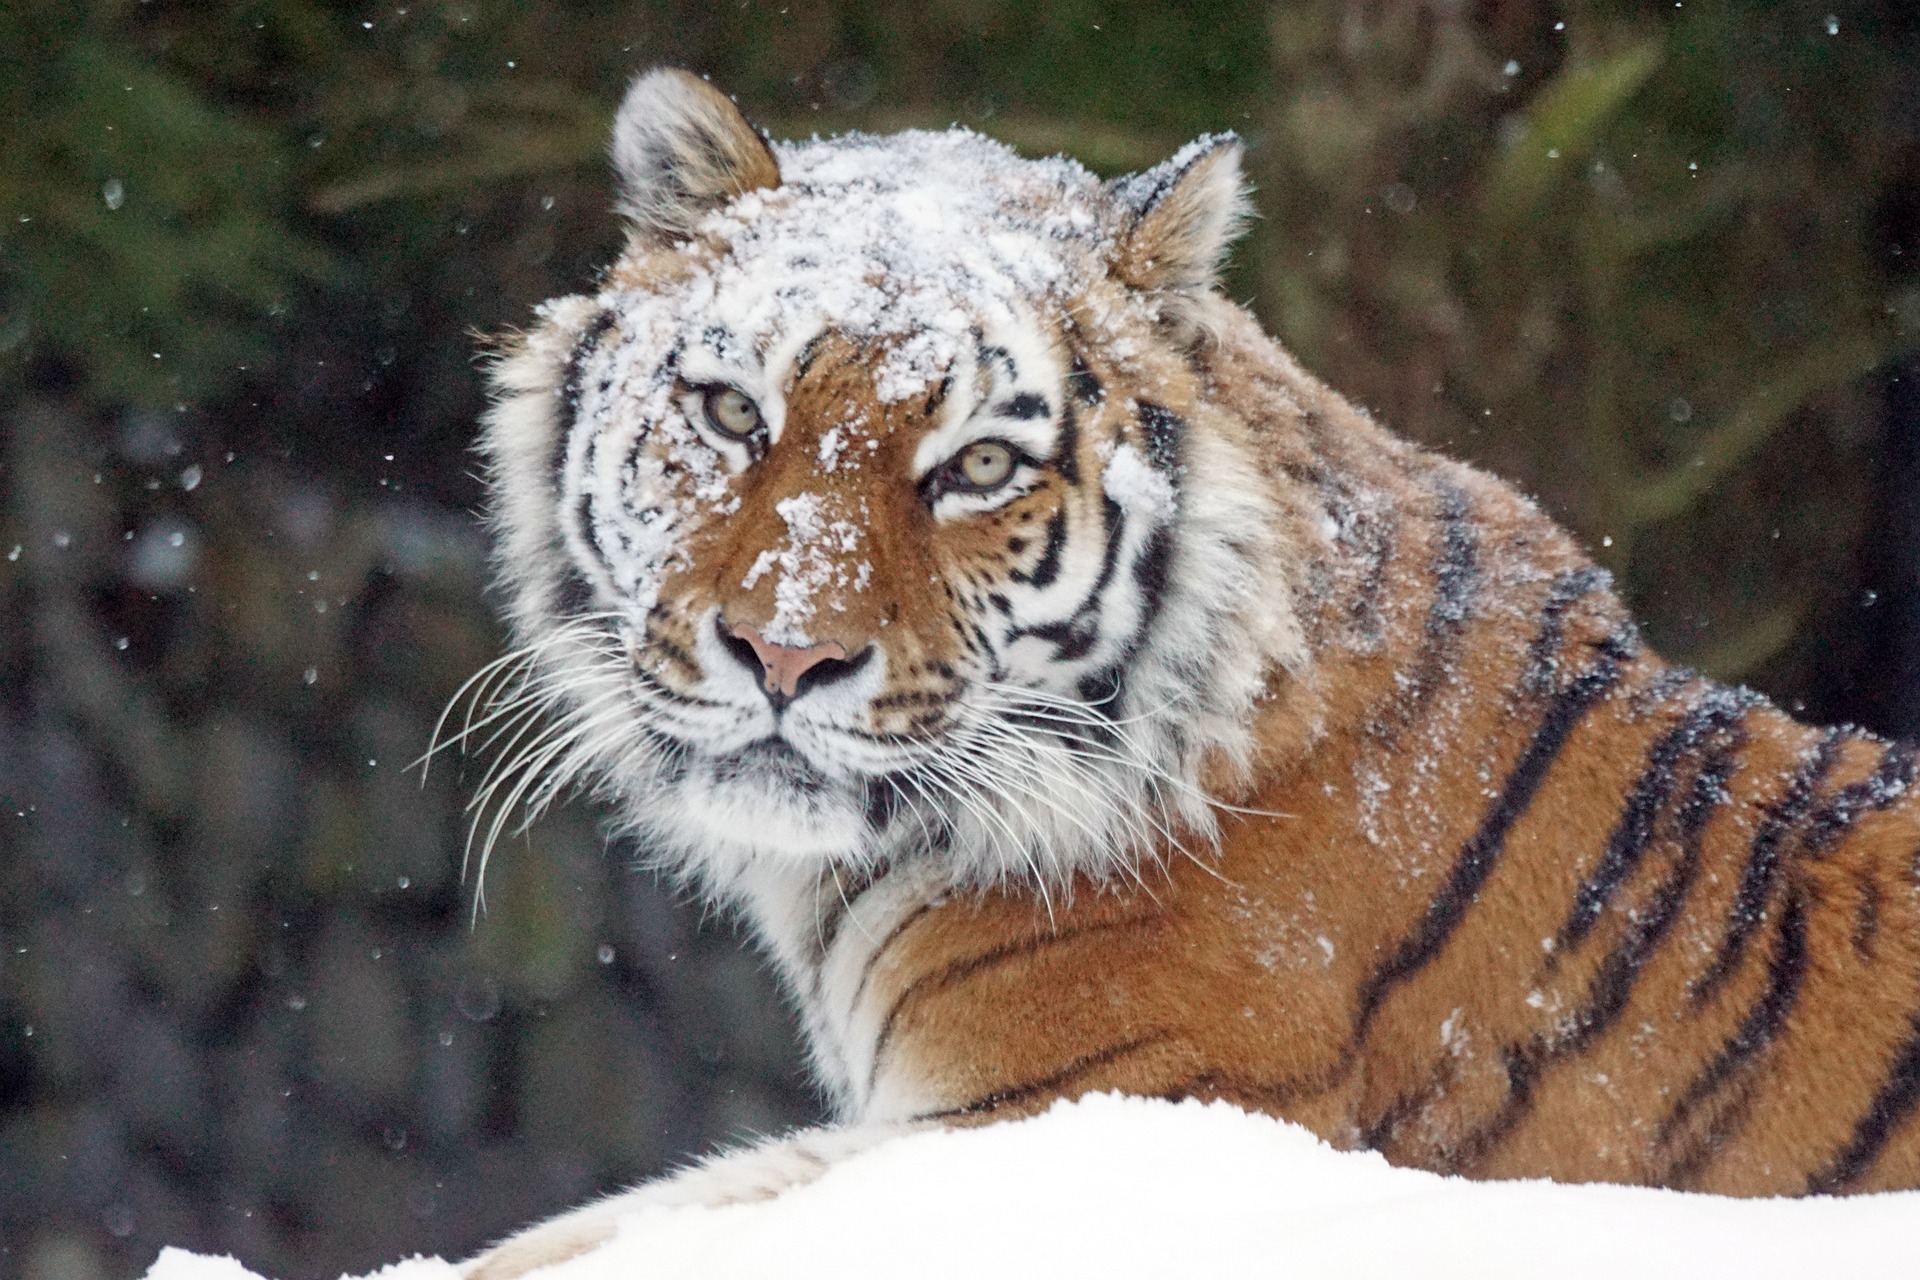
[747,295,1657,1117]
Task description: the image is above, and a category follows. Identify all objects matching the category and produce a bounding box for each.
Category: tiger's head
[477,70,1304,893]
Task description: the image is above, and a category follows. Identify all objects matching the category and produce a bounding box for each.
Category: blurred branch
[309,120,607,213]
[1623,334,1886,528]
[1691,598,1808,682]
[1483,42,1663,223]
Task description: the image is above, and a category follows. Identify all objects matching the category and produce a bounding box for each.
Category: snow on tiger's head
[474,69,1297,892]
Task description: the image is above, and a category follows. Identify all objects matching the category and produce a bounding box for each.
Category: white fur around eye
[928,464,1036,521]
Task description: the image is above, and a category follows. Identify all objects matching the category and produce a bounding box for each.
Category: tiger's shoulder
[856,290,1920,1195]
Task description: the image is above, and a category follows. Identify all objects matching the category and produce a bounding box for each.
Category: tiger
[460,67,1920,1277]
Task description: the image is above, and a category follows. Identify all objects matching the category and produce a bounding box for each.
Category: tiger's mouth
[714,738,834,792]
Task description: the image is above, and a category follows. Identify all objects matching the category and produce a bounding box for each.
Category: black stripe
[1367,475,1479,740]
[1135,400,1186,473]
[1555,688,1753,957]
[1072,668,1128,742]
[1292,411,1395,647]
[649,633,703,680]
[923,373,953,417]
[1012,509,1068,587]
[1015,618,1097,662]
[977,342,1016,381]
[1522,567,1612,695]
[793,332,830,380]
[815,868,890,964]
[570,472,616,606]
[629,666,731,712]
[1352,629,1632,1044]
[1067,350,1105,405]
[1132,526,1175,629]
[552,563,595,617]
[1359,1065,1456,1154]
[1078,495,1130,614]
[912,1033,1168,1122]
[869,687,959,711]
[1348,504,1399,647]
[1852,870,1884,962]
[846,900,937,1023]
[553,311,619,599]
[814,866,884,961]
[861,777,904,834]
[867,916,1154,1093]
[1804,740,1917,859]
[1807,1016,1920,1193]
[1632,664,1701,717]
[999,393,1049,421]
[1691,729,1844,1004]
[1007,497,1129,660]
[555,309,617,492]
[1452,721,1745,1170]
[1656,888,1811,1175]
[1425,478,1479,632]
[1054,400,1082,484]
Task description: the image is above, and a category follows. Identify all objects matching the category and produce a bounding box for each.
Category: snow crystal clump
[739,492,870,645]
[1102,443,1176,522]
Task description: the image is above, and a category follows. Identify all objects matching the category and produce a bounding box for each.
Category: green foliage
[1254,0,1911,678]
[1482,40,1662,222]
[0,3,331,408]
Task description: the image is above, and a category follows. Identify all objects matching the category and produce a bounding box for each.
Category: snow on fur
[564,127,1112,641]
[145,1094,1919,1280]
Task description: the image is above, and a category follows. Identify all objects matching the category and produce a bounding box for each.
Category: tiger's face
[478,72,1297,890]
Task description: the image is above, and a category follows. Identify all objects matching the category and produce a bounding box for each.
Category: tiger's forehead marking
[592,128,1122,427]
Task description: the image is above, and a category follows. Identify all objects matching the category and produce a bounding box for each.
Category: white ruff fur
[453,69,1307,1280]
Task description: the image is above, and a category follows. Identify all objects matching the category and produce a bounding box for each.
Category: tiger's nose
[720,620,862,703]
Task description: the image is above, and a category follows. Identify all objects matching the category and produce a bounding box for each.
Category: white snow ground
[147,1092,1918,1280]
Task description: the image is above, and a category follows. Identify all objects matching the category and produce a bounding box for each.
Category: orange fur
[847,303,1920,1195]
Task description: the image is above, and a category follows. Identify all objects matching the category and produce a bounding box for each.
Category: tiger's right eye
[954,440,1016,491]
[702,386,764,440]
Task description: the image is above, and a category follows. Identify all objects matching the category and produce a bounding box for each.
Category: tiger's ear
[611,68,782,245]
[1106,134,1250,308]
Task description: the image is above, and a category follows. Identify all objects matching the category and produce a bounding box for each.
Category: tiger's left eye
[702,386,764,440]
[954,441,1016,491]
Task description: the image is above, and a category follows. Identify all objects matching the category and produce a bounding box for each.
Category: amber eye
[702,386,764,440]
[953,440,1016,491]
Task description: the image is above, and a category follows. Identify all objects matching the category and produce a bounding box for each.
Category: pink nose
[728,624,849,698]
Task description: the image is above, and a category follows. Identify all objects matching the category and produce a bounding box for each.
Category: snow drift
[146,1092,1917,1280]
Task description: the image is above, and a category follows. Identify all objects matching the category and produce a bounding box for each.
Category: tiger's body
[461,69,1920,1276]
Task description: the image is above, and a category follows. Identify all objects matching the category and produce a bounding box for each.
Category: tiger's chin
[637,740,873,877]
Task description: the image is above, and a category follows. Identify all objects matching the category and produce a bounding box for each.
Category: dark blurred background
[4,2,1919,1276]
